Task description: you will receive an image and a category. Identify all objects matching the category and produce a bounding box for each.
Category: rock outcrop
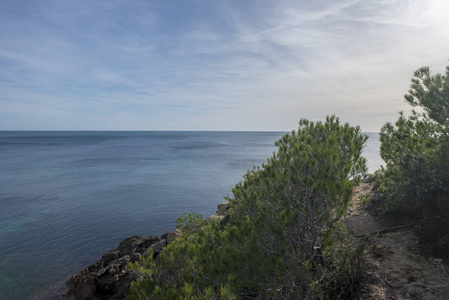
[64,202,229,299]
[64,231,181,300]
[217,201,229,214]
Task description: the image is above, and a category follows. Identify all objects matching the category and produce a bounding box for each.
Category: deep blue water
[0,131,382,299]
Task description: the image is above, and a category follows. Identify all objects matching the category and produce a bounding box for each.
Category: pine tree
[377,64,449,257]
[128,116,367,299]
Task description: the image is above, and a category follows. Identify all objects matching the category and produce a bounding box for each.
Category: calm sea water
[0,131,382,299]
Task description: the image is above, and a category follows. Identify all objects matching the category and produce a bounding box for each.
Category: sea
[0,131,382,299]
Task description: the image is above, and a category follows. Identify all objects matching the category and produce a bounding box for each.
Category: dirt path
[346,184,449,299]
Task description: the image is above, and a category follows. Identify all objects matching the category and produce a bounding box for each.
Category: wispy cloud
[0,0,448,131]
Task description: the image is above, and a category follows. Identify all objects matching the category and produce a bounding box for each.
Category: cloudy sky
[1,0,448,131]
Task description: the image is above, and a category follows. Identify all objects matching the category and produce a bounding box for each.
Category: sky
[1,0,448,132]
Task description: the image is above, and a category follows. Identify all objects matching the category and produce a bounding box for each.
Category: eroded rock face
[65,202,227,300]
[64,235,163,300]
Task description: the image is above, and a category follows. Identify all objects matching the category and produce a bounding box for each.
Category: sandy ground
[346,184,449,300]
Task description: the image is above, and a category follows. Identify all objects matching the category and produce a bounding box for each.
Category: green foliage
[404,66,449,127]
[176,212,205,234]
[127,116,367,299]
[376,64,449,257]
[308,228,365,299]
[228,115,367,270]
[359,194,371,206]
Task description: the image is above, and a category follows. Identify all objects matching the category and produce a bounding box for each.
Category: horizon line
[0,129,380,133]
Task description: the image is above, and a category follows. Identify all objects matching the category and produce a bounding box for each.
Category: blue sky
[1,0,448,131]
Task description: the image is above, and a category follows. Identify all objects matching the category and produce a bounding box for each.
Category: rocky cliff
[64,202,229,300]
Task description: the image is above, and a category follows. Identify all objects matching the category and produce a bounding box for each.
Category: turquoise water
[0,131,381,299]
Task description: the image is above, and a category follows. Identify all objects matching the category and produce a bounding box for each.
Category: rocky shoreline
[55,186,449,299]
[64,202,229,300]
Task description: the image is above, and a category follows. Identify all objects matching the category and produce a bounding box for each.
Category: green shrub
[308,227,364,299]
[376,65,449,257]
[127,115,367,299]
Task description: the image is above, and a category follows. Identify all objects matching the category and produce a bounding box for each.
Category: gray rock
[166,229,182,245]
[217,201,230,214]
[146,239,167,256]
[65,234,163,300]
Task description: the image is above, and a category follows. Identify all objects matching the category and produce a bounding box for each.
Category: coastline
[62,185,449,299]
[0,131,288,300]
[63,202,229,300]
